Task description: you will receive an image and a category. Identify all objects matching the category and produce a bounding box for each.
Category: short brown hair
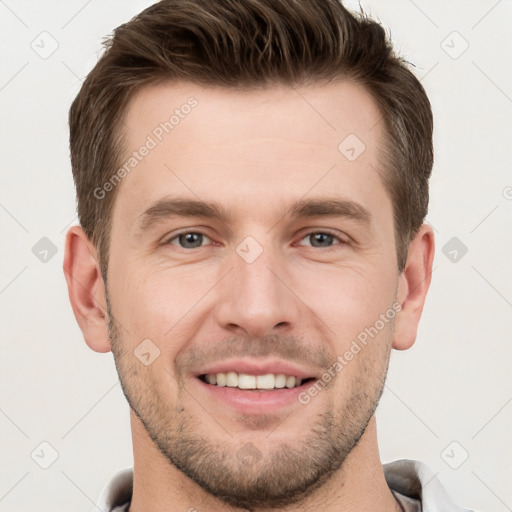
[69,0,433,274]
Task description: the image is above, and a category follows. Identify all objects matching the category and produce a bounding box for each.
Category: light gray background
[0,1,511,511]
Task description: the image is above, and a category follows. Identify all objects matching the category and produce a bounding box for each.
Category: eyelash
[164,229,349,250]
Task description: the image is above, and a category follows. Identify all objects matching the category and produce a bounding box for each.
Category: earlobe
[63,226,112,353]
[392,224,435,351]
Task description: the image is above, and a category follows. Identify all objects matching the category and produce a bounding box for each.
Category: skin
[64,79,434,512]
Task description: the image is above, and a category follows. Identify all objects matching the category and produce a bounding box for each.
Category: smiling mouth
[198,372,316,390]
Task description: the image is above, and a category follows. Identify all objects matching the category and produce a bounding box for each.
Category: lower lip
[192,377,313,414]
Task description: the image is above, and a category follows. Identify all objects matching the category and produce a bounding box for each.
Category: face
[106,80,400,508]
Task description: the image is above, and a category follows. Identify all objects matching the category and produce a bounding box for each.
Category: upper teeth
[204,372,303,389]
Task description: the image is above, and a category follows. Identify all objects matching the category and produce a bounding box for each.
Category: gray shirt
[94,459,474,512]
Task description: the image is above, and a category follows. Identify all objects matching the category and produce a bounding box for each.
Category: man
[63,1,474,511]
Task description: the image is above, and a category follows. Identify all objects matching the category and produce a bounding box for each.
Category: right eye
[166,231,213,249]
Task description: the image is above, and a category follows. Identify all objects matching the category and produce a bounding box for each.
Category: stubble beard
[105,288,391,510]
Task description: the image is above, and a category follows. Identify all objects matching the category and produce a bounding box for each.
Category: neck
[128,412,399,512]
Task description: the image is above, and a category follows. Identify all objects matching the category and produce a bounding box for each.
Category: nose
[214,244,301,338]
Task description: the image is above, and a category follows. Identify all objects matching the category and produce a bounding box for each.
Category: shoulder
[384,459,476,512]
[93,467,133,512]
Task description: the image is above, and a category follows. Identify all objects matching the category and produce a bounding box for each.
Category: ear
[63,226,111,353]
[393,224,435,351]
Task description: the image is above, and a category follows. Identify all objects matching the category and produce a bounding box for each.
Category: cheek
[290,261,398,348]
[326,308,395,412]
[112,261,220,345]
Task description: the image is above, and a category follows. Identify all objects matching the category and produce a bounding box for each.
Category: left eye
[298,232,344,248]
[168,231,212,249]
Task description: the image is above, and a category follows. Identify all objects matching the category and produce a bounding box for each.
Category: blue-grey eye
[169,232,210,249]
[302,232,338,248]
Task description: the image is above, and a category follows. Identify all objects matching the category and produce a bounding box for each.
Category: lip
[192,375,315,415]
[193,358,321,381]
[190,358,320,415]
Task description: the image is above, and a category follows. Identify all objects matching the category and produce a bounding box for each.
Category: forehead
[123,79,382,151]
[112,79,389,229]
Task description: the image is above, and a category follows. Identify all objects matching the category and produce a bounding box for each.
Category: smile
[199,372,315,390]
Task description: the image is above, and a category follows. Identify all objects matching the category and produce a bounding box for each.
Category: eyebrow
[138,199,230,231]
[289,198,371,224]
[137,197,371,232]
